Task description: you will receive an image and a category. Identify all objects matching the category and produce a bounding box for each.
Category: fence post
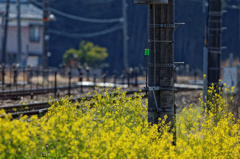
[68,70,71,97]
[47,68,49,87]
[57,90,60,99]
[86,67,90,81]
[1,64,5,91]
[78,66,81,82]
[237,63,240,83]
[194,71,197,84]
[42,69,44,92]
[9,67,11,94]
[13,65,17,85]
[23,68,25,91]
[134,67,138,87]
[54,71,57,97]
[113,72,116,88]
[80,72,83,93]
[30,68,33,99]
[78,66,83,93]
[103,73,106,89]
[121,71,125,86]
[30,68,33,90]
[27,65,30,84]
[36,68,39,100]
[126,68,130,88]
[15,66,18,93]
[93,73,96,89]
[31,92,34,99]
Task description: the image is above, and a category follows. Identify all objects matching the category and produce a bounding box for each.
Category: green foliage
[63,41,108,68]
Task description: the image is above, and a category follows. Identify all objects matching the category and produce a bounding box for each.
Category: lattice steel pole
[134,0,182,127]
[135,1,184,136]
[207,0,222,87]
[149,0,175,126]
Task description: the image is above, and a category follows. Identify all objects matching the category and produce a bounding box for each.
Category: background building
[0,0,43,67]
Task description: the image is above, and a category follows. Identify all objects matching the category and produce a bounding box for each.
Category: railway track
[0,82,203,100]
[0,88,148,118]
[0,83,203,118]
[0,81,130,100]
[0,84,81,100]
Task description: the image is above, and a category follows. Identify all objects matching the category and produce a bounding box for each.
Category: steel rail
[0,83,203,99]
[0,85,92,100]
[0,88,197,118]
[0,88,148,117]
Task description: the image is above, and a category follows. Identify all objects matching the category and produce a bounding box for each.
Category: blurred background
[0,0,240,76]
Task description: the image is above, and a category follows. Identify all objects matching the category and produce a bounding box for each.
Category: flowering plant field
[0,86,240,158]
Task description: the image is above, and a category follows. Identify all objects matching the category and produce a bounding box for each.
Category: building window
[30,26,40,42]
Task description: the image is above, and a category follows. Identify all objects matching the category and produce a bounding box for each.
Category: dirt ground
[175,90,202,109]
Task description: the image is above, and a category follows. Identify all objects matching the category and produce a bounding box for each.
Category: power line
[50,7,123,23]
[49,23,122,38]
[29,0,123,23]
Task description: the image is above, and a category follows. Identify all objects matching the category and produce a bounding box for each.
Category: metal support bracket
[148,62,184,70]
[149,86,160,111]
[149,23,185,31]
[148,86,174,112]
[149,63,174,67]
[173,23,185,31]
[173,62,184,70]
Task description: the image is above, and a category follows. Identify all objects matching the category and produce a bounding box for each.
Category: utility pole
[17,0,22,65]
[1,11,4,63]
[148,0,175,126]
[202,0,207,13]
[43,0,49,69]
[207,0,222,87]
[135,0,178,126]
[1,0,10,64]
[122,0,128,69]
[26,44,29,67]
[238,3,240,68]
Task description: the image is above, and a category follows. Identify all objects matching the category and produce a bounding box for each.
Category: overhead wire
[28,0,124,38]
[29,0,123,23]
[49,23,123,38]
[49,8,123,23]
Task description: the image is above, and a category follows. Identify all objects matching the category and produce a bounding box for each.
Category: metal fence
[0,66,140,103]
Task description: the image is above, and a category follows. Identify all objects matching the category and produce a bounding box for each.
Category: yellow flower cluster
[0,86,239,158]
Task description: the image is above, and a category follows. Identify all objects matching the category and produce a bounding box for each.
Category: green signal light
[145,49,149,56]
